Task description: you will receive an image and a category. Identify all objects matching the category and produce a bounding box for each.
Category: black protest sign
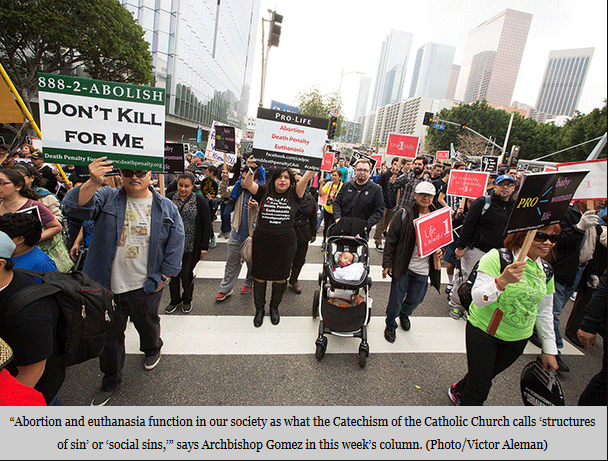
[520,357,564,406]
[481,156,498,173]
[214,125,236,153]
[349,150,374,167]
[504,170,588,234]
[252,107,328,170]
[164,143,185,175]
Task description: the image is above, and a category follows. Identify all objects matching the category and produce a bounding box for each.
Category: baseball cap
[30,151,41,160]
[200,161,211,169]
[494,174,516,185]
[0,231,16,258]
[414,181,436,196]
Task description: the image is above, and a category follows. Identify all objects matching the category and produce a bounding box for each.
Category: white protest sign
[557,159,607,200]
[37,73,165,171]
[252,108,328,170]
[204,120,242,166]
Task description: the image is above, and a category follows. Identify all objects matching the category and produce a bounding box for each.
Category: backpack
[457,248,553,311]
[3,269,115,367]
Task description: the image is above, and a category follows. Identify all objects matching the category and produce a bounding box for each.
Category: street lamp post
[338,68,365,94]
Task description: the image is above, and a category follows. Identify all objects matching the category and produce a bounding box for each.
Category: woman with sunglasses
[448,225,561,406]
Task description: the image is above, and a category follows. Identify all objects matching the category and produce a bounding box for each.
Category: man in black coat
[373,157,399,252]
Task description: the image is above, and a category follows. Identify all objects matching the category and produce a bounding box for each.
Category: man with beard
[447,175,517,320]
[388,155,432,212]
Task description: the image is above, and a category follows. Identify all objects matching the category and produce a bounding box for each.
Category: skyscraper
[120,0,261,138]
[370,30,414,111]
[408,43,456,100]
[455,9,532,107]
[535,48,595,117]
[445,64,461,100]
[354,76,371,119]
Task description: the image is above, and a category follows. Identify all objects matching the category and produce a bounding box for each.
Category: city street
[57,224,601,407]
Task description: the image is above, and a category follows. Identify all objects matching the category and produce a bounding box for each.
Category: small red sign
[436,150,449,160]
[446,170,489,199]
[371,155,382,169]
[386,133,419,158]
[320,151,334,172]
[414,207,454,257]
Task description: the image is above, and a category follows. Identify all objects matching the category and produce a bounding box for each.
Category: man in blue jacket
[63,157,185,406]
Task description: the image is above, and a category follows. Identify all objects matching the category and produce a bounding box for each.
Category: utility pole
[259,10,282,107]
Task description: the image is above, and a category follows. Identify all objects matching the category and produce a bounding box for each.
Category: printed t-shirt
[256,184,301,236]
[322,181,342,214]
[111,196,152,294]
[468,249,555,342]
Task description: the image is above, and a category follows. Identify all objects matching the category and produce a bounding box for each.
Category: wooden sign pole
[587,200,595,211]
[516,229,537,262]
[159,174,165,197]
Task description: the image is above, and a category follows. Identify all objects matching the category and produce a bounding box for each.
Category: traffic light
[459,122,467,132]
[422,112,434,126]
[328,116,337,140]
[268,11,282,47]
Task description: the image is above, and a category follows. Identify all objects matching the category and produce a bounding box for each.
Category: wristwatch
[161,275,170,283]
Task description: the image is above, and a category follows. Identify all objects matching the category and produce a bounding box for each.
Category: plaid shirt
[389,171,432,210]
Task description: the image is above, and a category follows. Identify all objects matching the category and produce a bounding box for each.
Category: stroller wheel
[358,349,367,368]
[315,343,326,361]
[312,290,320,318]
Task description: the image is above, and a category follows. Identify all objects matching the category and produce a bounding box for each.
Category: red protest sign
[414,207,453,257]
[447,170,489,199]
[436,150,449,160]
[371,155,382,169]
[557,159,607,200]
[386,133,419,158]
[320,151,334,172]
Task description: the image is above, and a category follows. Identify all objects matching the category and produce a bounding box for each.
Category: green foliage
[423,100,607,163]
[0,0,154,115]
[296,86,345,137]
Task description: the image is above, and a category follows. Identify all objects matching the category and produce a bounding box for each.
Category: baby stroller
[313,220,372,368]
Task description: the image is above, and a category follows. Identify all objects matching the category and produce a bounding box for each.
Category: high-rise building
[354,76,371,120]
[445,64,461,100]
[455,9,532,107]
[535,48,595,117]
[370,30,414,111]
[120,0,261,139]
[408,43,456,100]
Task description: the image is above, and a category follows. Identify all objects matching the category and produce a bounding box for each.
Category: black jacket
[549,204,586,286]
[377,170,397,209]
[455,193,515,252]
[166,191,211,269]
[294,191,317,244]
[332,179,385,231]
[382,201,441,292]
[580,271,607,341]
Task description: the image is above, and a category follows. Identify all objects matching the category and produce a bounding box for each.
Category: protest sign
[164,143,187,175]
[349,150,374,167]
[436,150,449,161]
[252,107,328,170]
[446,170,489,199]
[481,156,499,173]
[557,159,607,200]
[320,151,334,172]
[386,133,419,158]
[371,154,382,169]
[504,170,589,234]
[204,121,241,166]
[214,125,236,154]
[414,207,453,258]
[37,73,165,171]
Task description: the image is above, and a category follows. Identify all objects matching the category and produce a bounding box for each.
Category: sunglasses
[534,231,560,243]
[120,169,148,178]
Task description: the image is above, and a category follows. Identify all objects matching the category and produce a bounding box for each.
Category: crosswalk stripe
[194,261,454,284]
[125,315,583,356]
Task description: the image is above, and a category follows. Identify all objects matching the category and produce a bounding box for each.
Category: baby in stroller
[332,251,365,282]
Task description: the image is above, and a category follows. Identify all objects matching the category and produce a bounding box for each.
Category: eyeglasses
[496,182,515,188]
[534,231,560,243]
[0,181,13,186]
[120,169,148,178]
[356,168,370,173]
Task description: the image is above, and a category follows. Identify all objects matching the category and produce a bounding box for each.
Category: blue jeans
[220,202,231,234]
[385,270,428,329]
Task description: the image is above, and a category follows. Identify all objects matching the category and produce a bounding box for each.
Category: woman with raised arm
[242,155,315,327]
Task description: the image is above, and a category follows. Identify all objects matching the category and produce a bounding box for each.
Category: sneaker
[375,244,384,253]
[447,383,461,406]
[181,303,192,314]
[241,285,252,294]
[218,232,226,239]
[91,389,115,406]
[144,352,161,371]
[448,307,464,320]
[215,290,234,302]
[445,283,453,295]
[210,235,216,248]
[165,302,180,314]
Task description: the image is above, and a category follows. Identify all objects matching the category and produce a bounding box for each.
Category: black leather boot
[269,282,286,325]
[253,280,266,327]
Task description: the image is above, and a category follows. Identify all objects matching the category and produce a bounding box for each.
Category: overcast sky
[247,0,607,120]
